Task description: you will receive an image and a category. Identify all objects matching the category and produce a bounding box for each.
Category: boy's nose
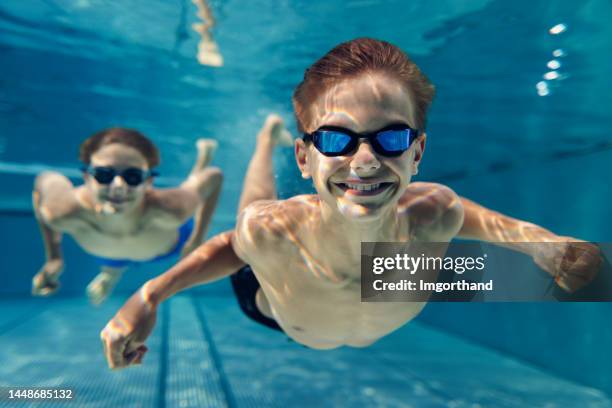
[350,141,381,173]
[109,175,128,191]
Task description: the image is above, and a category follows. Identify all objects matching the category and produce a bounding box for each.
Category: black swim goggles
[302,124,421,157]
[83,166,158,186]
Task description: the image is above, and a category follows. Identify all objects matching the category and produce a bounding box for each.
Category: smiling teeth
[345,183,381,191]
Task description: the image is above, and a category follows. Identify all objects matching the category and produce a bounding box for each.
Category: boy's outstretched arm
[31,172,78,296]
[100,231,246,370]
[457,197,602,292]
[32,188,64,296]
[458,197,558,244]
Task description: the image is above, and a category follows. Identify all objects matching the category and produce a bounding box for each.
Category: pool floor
[0,295,609,407]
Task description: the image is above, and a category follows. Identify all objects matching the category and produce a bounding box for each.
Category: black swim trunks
[230,265,283,332]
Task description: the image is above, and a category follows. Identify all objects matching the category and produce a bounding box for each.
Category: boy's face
[295,72,426,221]
[84,143,151,214]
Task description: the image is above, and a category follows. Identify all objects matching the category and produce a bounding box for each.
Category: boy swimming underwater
[101,38,600,367]
[32,128,222,305]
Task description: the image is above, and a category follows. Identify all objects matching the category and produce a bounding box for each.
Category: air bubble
[536,81,550,96]
[543,71,560,80]
[549,24,567,35]
[553,49,566,57]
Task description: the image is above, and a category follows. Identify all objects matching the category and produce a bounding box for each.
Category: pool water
[1,0,611,406]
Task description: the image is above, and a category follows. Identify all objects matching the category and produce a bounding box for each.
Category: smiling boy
[100,38,600,368]
[32,128,222,304]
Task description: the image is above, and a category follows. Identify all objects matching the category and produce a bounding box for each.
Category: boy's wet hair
[80,127,160,168]
[292,37,435,133]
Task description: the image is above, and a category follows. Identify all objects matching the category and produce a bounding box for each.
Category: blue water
[1,0,611,406]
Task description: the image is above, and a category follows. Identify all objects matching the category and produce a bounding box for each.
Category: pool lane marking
[156,300,169,408]
[191,295,236,408]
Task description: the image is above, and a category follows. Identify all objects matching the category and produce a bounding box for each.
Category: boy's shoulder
[35,172,83,228]
[233,195,317,257]
[142,188,195,229]
[399,182,464,240]
[238,195,317,233]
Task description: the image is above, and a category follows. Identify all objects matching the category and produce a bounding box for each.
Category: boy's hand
[32,259,64,296]
[100,286,157,370]
[533,238,603,292]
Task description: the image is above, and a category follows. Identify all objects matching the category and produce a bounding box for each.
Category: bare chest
[252,243,424,348]
[70,217,179,260]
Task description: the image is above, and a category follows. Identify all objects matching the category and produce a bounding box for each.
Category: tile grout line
[156,300,170,408]
[0,300,49,336]
[415,319,612,400]
[190,295,236,408]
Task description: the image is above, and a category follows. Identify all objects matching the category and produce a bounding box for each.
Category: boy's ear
[295,139,311,179]
[81,164,91,180]
[412,133,426,175]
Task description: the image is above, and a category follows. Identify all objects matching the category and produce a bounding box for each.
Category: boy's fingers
[132,353,144,365]
[101,330,129,369]
[110,340,128,369]
[555,276,573,293]
[32,285,56,296]
[123,342,149,366]
[130,346,147,365]
[559,251,601,288]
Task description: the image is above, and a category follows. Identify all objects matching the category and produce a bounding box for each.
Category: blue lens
[376,129,411,152]
[122,168,146,186]
[90,167,148,186]
[314,130,352,154]
[92,167,115,184]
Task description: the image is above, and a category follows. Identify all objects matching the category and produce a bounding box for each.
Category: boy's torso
[46,186,184,260]
[236,182,463,348]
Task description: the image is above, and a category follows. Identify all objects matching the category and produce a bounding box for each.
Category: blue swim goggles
[83,166,158,186]
[302,124,421,157]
